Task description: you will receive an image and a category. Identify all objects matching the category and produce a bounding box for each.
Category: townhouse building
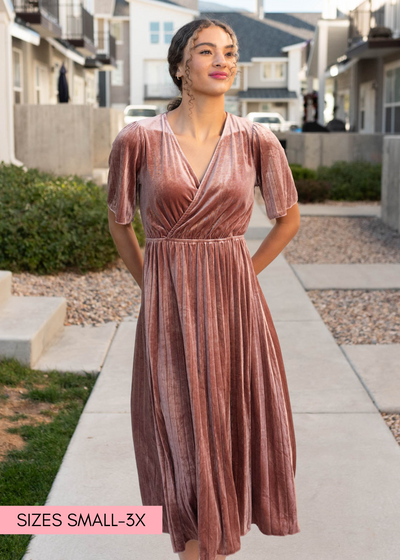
[9,0,117,106]
[307,0,400,132]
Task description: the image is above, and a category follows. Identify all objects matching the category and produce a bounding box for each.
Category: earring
[176,75,181,80]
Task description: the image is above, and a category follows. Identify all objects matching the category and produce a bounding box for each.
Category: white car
[246,112,298,132]
[124,105,158,125]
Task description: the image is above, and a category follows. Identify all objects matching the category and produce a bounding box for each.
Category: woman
[107,18,301,560]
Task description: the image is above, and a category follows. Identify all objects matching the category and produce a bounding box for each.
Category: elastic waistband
[145,234,245,243]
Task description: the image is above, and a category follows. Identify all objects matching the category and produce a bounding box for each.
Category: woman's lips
[209,73,227,79]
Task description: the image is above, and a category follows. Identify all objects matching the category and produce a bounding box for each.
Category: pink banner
[0,506,162,534]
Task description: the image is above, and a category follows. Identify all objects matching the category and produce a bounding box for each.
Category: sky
[212,0,324,12]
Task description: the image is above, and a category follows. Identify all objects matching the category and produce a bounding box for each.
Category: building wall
[110,19,130,108]
[129,0,195,106]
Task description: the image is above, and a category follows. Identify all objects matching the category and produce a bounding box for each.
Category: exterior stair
[0,270,117,375]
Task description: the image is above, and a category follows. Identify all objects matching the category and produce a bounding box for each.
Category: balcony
[346,0,400,58]
[13,0,62,38]
[348,0,386,46]
[94,31,117,70]
[144,83,180,99]
[61,3,96,57]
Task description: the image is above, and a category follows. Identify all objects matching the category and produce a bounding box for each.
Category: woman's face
[178,26,238,97]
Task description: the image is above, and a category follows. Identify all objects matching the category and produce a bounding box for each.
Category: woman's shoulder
[228,113,274,140]
[113,113,163,145]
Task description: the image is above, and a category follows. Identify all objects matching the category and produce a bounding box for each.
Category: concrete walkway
[22,202,400,560]
[297,202,381,217]
[292,263,400,290]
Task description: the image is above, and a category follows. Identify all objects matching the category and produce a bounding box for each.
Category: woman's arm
[251,203,300,275]
[108,208,144,290]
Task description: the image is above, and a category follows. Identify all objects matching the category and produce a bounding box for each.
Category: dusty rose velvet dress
[107,111,300,560]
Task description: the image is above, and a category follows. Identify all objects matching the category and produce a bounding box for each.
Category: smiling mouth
[209,73,228,78]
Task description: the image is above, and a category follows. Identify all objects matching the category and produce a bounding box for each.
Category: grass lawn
[0,357,97,560]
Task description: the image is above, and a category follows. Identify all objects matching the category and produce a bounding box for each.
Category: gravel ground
[11,252,144,327]
[283,215,400,264]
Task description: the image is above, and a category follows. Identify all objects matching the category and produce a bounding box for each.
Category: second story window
[262,61,286,81]
[150,22,159,44]
[110,21,123,44]
[164,22,173,43]
[262,63,272,79]
[275,62,284,78]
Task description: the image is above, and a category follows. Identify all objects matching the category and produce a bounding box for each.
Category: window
[86,73,96,105]
[112,60,124,86]
[110,21,123,44]
[261,61,286,81]
[74,75,85,104]
[275,62,284,78]
[13,48,23,104]
[150,22,159,44]
[262,63,272,79]
[164,22,173,44]
[34,63,50,104]
[384,63,400,133]
[231,69,240,89]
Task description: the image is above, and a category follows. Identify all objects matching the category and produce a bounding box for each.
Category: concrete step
[0,270,12,305]
[0,295,66,368]
[291,263,400,290]
[35,322,118,375]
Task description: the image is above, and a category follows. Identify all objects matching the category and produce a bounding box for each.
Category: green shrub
[294,179,332,203]
[316,160,381,201]
[289,164,318,181]
[0,163,145,275]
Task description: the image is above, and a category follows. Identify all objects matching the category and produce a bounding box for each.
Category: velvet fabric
[107,111,300,560]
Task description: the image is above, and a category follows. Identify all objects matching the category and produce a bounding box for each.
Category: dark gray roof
[238,88,298,99]
[264,12,320,31]
[114,0,129,17]
[197,12,305,61]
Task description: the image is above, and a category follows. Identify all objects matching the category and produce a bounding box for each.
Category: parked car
[246,112,298,132]
[124,105,158,125]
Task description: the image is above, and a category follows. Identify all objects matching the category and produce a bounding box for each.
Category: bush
[289,164,318,181]
[294,179,332,203]
[315,160,381,201]
[0,163,145,275]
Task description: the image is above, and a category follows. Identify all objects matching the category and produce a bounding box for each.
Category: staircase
[0,270,118,374]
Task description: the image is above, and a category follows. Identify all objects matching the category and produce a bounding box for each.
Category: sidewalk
[22,202,400,559]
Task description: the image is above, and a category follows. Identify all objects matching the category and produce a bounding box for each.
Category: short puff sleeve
[107,121,143,224]
[253,122,298,220]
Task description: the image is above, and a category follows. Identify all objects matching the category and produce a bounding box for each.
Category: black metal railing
[348,0,385,45]
[61,3,94,44]
[95,31,116,60]
[13,0,59,23]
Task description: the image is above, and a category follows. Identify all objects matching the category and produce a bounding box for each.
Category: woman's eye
[199,50,235,56]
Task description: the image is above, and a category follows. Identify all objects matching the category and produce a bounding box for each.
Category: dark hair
[166,18,240,112]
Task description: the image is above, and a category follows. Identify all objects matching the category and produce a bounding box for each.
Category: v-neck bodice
[107,111,298,240]
[163,111,230,189]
